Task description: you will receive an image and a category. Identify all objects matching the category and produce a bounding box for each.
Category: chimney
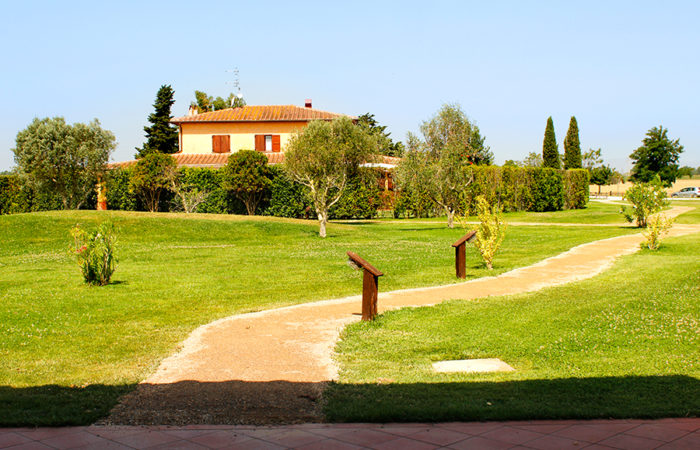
[304,99,312,108]
[187,104,198,116]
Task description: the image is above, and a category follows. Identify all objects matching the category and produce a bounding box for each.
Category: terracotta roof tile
[107,152,285,169]
[171,105,351,124]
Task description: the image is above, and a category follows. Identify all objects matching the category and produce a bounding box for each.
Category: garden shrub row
[396,167,589,217]
[0,174,73,214]
[102,166,380,219]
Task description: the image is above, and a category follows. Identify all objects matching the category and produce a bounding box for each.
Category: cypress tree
[563,116,582,169]
[136,85,179,158]
[542,116,560,169]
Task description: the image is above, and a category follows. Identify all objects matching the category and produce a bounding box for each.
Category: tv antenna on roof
[225,67,243,105]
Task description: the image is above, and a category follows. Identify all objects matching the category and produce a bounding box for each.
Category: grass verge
[325,233,700,422]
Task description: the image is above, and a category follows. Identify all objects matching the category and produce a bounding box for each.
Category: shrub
[221,150,273,215]
[330,169,381,219]
[642,214,673,250]
[105,168,139,211]
[500,166,533,212]
[464,196,506,270]
[529,168,564,212]
[0,174,63,214]
[564,169,589,209]
[621,179,667,227]
[130,153,177,212]
[70,221,118,286]
[266,171,311,218]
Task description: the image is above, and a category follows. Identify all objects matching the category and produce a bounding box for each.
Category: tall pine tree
[563,116,582,169]
[136,85,179,158]
[542,116,560,169]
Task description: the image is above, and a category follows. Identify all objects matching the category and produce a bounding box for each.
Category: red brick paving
[1,419,698,449]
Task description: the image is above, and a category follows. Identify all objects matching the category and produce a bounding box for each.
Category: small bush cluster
[70,221,118,286]
[621,179,668,227]
[460,196,507,270]
[0,174,75,214]
[642,214,673,250]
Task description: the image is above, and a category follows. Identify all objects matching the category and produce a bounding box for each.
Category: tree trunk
[318,210,328,238]
[446,208,455,229]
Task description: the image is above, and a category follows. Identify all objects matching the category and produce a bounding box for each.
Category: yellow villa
[168,100,349,167]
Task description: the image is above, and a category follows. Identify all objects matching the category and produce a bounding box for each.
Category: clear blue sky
[1,0,698,172]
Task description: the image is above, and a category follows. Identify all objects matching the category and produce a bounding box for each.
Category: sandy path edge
[105,207,698,425]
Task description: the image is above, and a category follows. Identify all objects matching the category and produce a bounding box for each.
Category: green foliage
[500,166,533,212]
[284,117,377,237]
[642,214,673,250]
[621,179,668,227]
[563,169,589,209]
[129,153,177,212]
[542,116,560,169]
[69,221,118,286]
[266,168,312,218]
[563,116,582,169]
[105,168,139,211]
[13,117,116,209]
[582,148,603,169]
[192,90,245,112]
[221,150,273,215]
[523,151,543,167]
[392,185,439,218]
[462,196,506,270]
[590,165,614,188]
[396,103,492,228]
[329,169,381,219]
[136,85,179,158]
[530,168,564,211]
[356,113,404,157]
[677,166,694,178]
[629,126,684,187]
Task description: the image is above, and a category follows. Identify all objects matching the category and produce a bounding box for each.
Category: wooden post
[452,231,476,279]
[347,251,383,321]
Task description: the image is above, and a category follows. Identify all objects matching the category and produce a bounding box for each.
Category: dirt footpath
[106,207,698,425]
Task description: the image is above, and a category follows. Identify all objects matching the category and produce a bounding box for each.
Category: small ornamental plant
[642,214,674,250]
[621,177,667,227]
[70,221,118,286]
[463,195,507,270]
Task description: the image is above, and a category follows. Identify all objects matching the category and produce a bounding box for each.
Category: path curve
[107,207,698,425]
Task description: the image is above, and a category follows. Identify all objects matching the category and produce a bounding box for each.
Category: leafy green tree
[590,165,613,195]
[582,148,603,169]
[629,126,683,187]
[192,91,246,112]
[13,117,115,209]
[284,117,377,237]
[136,85,179,158]
[542,116,560,169]
[696,166,700,176]
[130,153,177,212]
[396,105,480,229]
[221,150,273,215]
[418,104,493,165]
[563,116,582,169]
[677,166,694,178]
[523,151,543,167]
[621,177,667,227]
[356,113,404,157]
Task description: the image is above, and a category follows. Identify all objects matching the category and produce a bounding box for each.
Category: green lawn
[352,200,631,225]
[672,199,700,224]
[0,210,638,425]
[325,232,700,422]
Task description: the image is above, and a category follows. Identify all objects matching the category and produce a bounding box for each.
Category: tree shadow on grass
[2,375,697,427]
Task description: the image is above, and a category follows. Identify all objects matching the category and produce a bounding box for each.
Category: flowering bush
[70,221,118,286]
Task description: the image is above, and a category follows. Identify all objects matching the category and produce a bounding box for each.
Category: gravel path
[106,207,698,425]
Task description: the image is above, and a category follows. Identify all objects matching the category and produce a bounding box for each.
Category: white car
[671,187,699,198]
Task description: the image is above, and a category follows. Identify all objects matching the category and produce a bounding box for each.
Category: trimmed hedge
[0,174,64,214]
[395,166,588,218]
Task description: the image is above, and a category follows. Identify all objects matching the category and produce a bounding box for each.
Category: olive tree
[284,117,377,237]
[129,153,177,212]
[395,104,485,228]
[13,117,116,209]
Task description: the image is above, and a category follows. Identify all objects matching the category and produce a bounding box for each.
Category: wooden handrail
[346,251,384,277]
[452,231,477,248]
